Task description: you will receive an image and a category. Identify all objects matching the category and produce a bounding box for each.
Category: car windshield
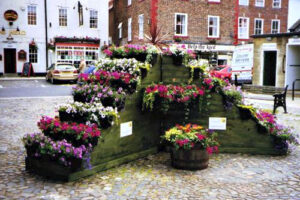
[56,65,74,70]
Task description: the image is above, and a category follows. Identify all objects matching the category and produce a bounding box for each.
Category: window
[128,0,131,6]
[90,10,98,28]
[255,0,264,7]
[175,13,188,36]
[138,14,144,39]
[208,0,220,2]
[271,20,280,34]
[128,18,132,41]
[59,8,67,27]
[29,47,38,63]
[254,18,263,35]
[239,0,249,6]
[273,0,281,8]
[27,5,37,25]
[208,16,220,38]
[238,17,249,39]
[118,23,122,39]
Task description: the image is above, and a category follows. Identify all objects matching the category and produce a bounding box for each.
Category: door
[4,48,16,73]
[263,51,277,86]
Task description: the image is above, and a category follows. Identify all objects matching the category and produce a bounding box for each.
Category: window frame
[118,23,123,39]
[273,0,281,8]
[271,19,280,34]
[254,18,264,35]
[29,47,38,63]
[128,18,132,41]
[128,0,132,6]
[89,9,98,28]
[255,0,265,7]
[59,8,68,27]
[208,0,221,2]
[239,0,249,6]
[27,5,37,25]
[207,15,220,38]
[138,14,144,40]
[174,13,188,37]
[238,17,249,39]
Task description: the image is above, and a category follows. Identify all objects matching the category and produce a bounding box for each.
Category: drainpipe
[44,0,49,70]
[233,0,239,45]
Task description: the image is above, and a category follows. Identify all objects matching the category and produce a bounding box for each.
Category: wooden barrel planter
[170,147,209,170]
[238,107,253,120]
[172,55,183,66]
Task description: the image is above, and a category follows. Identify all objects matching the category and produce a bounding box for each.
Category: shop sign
[10,30,26,35]
[4,10,18,21]
[185,44,234,52]
[18,50,27,60]
[209,117,227,130]
[288,38,300,45]
[120,121,133,138]
[262,43,277,50]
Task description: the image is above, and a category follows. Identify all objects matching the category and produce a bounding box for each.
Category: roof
[289,19,300,32]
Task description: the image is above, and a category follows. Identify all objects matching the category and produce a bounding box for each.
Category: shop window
[138,14,144,40]
[175,13,188,36]
[255,0,264,7]
[239,0,249,6]
[273,0,281,8]
[128,18,132,41]
[254,18,263,35]
[27,5,37,25]
[208,15,220,38]
[59,8,67,27]
[29,47,38,63]
[90,10,98,28]
[271,20,280,34]
[238,17,249,39]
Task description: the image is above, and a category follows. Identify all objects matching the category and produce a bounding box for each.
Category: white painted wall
[288,0,300,30]
[0,0,46,73]
[0,0,109,74]
[286,45,300,89]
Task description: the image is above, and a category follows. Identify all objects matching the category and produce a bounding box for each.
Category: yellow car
[46,63,79,84]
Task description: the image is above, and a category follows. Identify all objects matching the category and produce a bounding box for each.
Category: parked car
[210,65,232,80]
[46,63,79,84]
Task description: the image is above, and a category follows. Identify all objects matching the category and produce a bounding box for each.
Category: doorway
[263,51,277,86]
[4,48,16,73]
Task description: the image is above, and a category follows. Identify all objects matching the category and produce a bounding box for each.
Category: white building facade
[0,0,108,75]
[288,0,300,31]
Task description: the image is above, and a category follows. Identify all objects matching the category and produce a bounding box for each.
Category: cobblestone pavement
[0,97,300,200]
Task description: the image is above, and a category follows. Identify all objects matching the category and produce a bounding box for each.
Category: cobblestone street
[0,96,300,200]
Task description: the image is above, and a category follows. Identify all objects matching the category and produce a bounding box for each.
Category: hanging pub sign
[4,10,18,21]
[18,50,27,61]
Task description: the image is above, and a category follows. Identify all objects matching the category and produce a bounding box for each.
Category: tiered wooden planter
[26,55,286,181]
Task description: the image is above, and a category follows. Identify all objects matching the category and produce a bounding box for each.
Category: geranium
[37,116,101,146]
[163,124,219,152]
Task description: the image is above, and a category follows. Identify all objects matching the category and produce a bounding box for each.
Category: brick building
[110,0,288,63]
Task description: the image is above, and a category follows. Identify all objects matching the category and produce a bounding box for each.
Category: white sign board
[231,44,254,68]
[262,43,277,50]
[120,121,133,138]
[288,38,300,45]
[209,117,227,130]
[184,43,235,52]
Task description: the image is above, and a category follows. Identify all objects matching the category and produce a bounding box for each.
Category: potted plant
[162,124,219,170]
[237,104,256,120]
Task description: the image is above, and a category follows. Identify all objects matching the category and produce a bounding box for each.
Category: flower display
[78,70,139,94]
[162,44,196,65]
[163,124,219,152]
[57,102,119,129]
[23,133,93,167]
[143,84,205,113]
[37,116,101,146]
[186,59,209,81]
[221,84,244,110]
[72,84,126,110]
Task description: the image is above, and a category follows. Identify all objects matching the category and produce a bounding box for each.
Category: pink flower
[196,134,206,140]
[206,147,214,155]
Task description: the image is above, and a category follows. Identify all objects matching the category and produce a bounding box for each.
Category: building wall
[0,0,108,74]
[0,0,46,74]
[288,0,300,30]
[111,0,288,46]
[253,36,288,87]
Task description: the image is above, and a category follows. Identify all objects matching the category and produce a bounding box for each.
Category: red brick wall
[111,0,288,45]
